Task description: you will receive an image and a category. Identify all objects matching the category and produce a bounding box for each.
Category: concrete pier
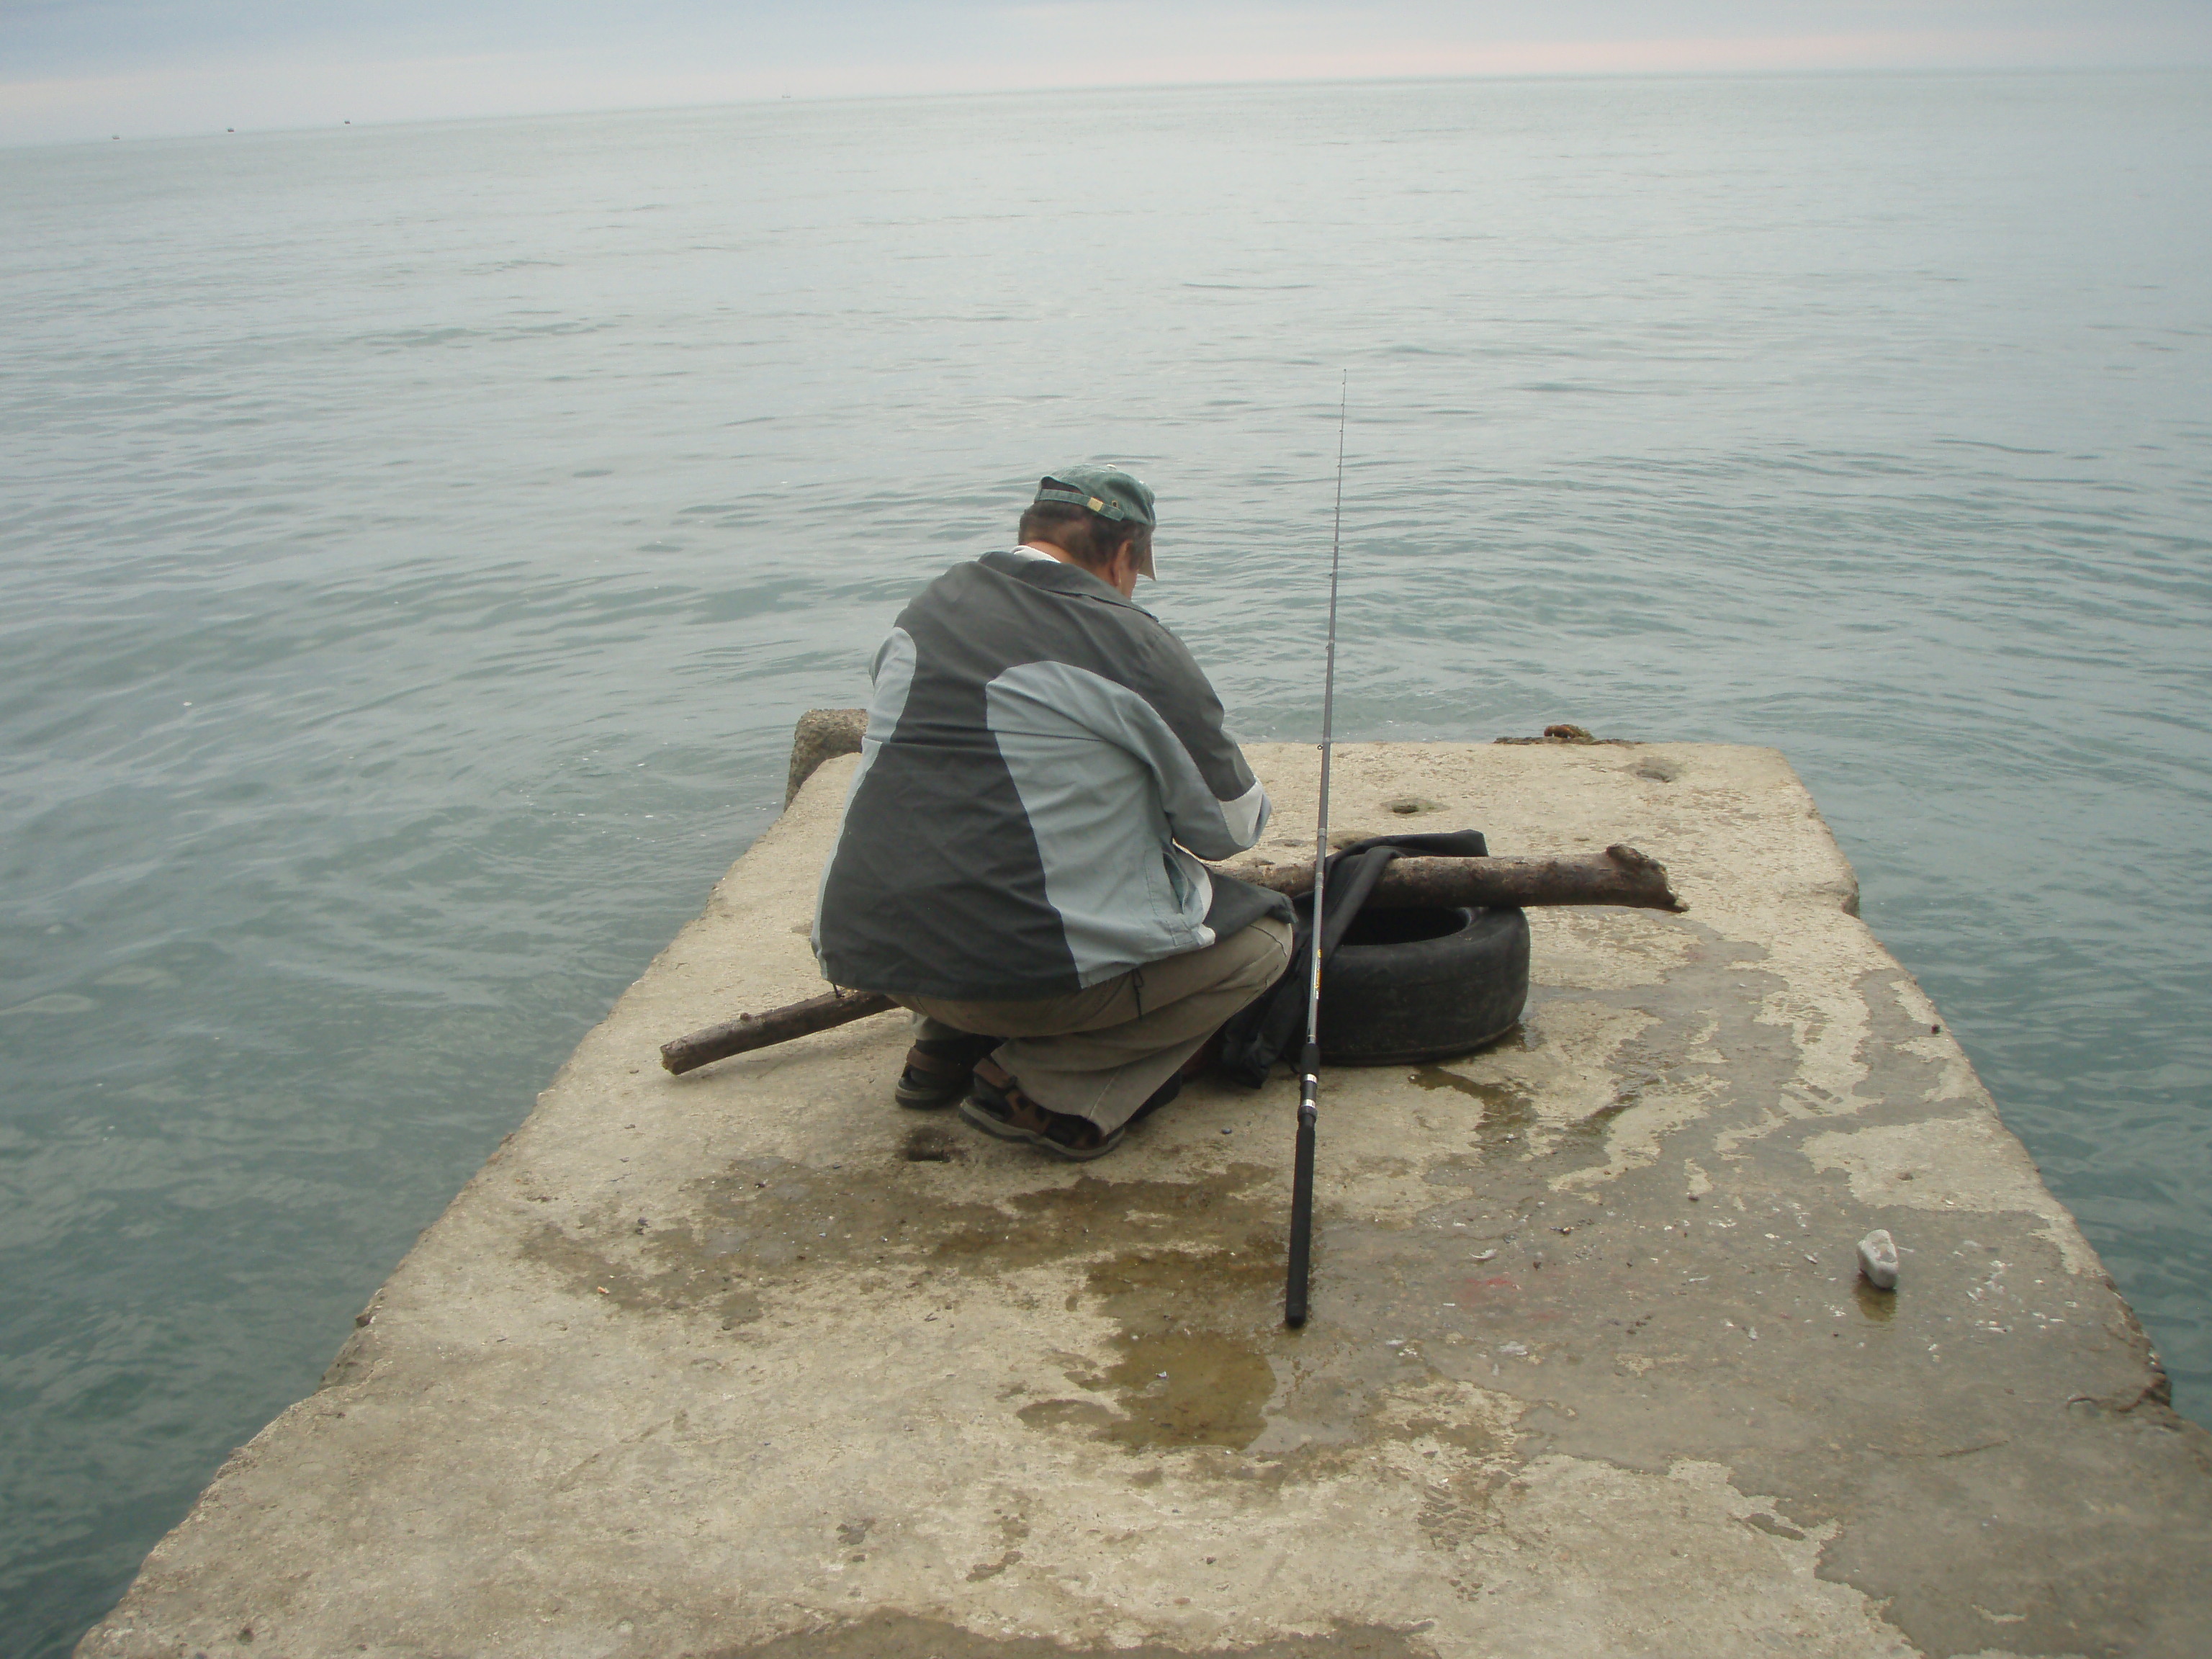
[81,742,2211,1658]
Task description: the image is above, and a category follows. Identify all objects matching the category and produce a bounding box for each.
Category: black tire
[1308,902,1530,1066]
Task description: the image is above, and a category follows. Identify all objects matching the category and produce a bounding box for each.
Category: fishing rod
[1285,379,1346,1329]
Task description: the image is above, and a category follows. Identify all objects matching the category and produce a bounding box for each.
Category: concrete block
[78,742,2212,1659]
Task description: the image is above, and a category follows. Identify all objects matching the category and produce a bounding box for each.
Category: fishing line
[1285,377,1346,1328]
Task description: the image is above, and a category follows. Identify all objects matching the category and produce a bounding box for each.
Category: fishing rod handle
[1285,1082,1319,1328]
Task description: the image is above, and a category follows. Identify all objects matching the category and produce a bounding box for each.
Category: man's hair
[1017,501,1152,575]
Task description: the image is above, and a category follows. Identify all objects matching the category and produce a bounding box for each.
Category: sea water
[2,71,2207,1653]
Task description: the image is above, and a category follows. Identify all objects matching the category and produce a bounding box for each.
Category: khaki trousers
[893,916,1292,1135]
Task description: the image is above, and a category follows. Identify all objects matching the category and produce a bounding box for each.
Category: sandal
[894,1030,1002,1110]
[960,1059,1125,1161]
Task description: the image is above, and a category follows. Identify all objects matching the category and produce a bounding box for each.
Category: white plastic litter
[1858,1228,1900,1290]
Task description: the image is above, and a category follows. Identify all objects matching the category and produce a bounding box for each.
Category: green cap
[1034,465,1156,529]
[1033,465,1156,579]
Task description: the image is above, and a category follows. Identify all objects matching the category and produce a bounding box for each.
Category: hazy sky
[6,1,2210,144]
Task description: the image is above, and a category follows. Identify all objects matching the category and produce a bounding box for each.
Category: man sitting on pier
[811,466,1292,1160]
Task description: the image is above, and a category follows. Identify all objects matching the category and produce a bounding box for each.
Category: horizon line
[8,58,2207,153]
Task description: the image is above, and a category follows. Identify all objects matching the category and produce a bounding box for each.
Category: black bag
[1215,830,1489,1087]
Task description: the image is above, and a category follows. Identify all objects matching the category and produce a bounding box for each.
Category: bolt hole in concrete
[901,1128,966,1164]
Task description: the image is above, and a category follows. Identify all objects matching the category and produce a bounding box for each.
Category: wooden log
[661,989,894,1075]
[1209,843,1683,914]
[658,845,1680,1074]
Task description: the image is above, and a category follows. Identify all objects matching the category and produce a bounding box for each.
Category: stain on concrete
[524,1161,1294,1387]
[1071,1247,1280,1452]
[542,1153,1298,1454]
[1851,1280,1897,1323]
[1407,1065,1534,1134]
[1295,961,2210,1659]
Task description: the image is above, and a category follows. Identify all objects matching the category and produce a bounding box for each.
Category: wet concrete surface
[709,1611,1436,1658]
[79,742,2212,1658]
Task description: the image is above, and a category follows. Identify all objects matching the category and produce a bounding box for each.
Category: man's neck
[1012,539,1137,598]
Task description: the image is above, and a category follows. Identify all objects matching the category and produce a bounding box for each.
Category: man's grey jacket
[813,547,1292,1002]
